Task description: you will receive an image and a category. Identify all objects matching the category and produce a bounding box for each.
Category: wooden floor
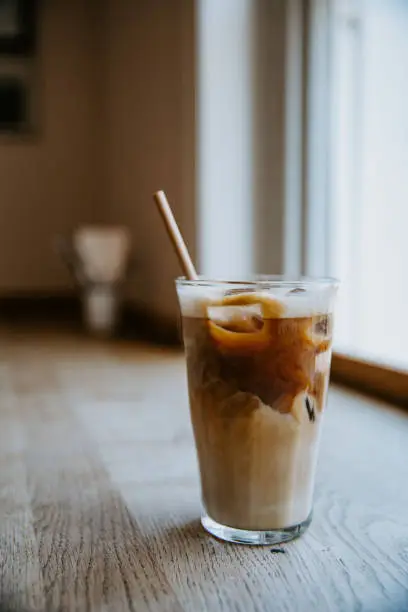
[0,325,408,612]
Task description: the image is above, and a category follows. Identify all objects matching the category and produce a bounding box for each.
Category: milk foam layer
[178,285,334,319]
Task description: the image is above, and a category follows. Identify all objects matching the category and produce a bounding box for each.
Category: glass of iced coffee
[176,277,338,545]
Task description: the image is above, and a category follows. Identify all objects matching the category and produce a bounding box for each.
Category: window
[307,0,408,371]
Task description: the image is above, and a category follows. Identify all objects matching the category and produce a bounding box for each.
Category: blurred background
[0,0,406,375]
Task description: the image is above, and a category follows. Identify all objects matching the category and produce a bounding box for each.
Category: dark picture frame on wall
[0,75,28,132]
[0,0,37,56]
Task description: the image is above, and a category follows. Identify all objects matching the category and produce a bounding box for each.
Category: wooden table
[1,327,408,611]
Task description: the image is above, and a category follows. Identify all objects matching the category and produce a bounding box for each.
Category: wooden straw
[153,190,198,281]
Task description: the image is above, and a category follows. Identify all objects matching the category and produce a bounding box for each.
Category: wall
[197,0,288,278]
[0,0,196,315]
[253,0,288,275]
[0,0,100,291]
[104,0,196,319]
[198,0,255,278]
[0,0,288,315]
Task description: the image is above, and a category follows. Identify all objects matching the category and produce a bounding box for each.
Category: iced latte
[176,279,337,545]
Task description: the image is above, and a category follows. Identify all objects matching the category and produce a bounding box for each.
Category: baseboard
[0,291,81,322]
[121,303,181,346]
[0,292,182,347]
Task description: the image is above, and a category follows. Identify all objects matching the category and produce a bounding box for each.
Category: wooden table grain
[0,326,408,612]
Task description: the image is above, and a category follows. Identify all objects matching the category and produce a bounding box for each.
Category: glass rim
[176,275,339,289]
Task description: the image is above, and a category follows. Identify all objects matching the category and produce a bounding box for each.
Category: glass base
[201,512,312,546]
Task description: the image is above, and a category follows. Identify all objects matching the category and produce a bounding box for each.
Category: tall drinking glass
[176,277,338,545]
